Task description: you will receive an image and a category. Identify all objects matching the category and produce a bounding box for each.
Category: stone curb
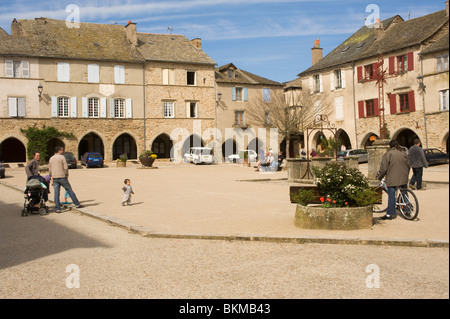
[2,180,448,249]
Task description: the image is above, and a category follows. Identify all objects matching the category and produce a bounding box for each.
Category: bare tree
[246,87,333,158]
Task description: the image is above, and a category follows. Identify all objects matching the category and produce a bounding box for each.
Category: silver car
[337,149,368,163]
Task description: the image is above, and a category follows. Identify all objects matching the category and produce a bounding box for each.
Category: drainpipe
[143,63,146,152]
[419,56,429,148]
[352,62,359,147]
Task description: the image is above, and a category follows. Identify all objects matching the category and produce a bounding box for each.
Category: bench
[289,185,383,204]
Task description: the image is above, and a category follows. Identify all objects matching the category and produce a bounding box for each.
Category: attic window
[148,41,153,45]
[93,43,100,47]
[341,46,350,53]
[357,42,365,48]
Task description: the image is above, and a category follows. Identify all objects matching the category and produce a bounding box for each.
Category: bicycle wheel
[397,189,419,220]
[373,188,388,213]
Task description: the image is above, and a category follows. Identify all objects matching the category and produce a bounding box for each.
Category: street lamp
[38,84,43,100]
[417,74,428,148]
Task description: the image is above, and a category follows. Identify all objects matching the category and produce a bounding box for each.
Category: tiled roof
[0,29,35,56]
[16,18,144,62]
[299,9,449,77]
[420,31,449,55]
[216,64,283,86]
[137,33,216,65]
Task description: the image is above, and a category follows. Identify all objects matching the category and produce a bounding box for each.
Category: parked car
[337,149,368,163]
[227,150,258,163]
[63,152,77,169]
[80,152,104,168]
[423,148,449,166]
[0,162,5,178]
[183,147,213,164]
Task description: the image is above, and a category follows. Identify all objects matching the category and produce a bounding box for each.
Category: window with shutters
[440,90,449,111]
[57,97,70,117]
[5,60,29,78]
[8,97,26,117]
[114,99,125,118]
[334,70,342,89]
[235,87,243,101]
[88,98,99,118]
[114,65,125,84]
[366,99,376,117]
[313,75,320,93]
[88,64,99,83]
[162,69,175,85]
[437,54,449,72]
[57,62,70,82]
[235,111,244,125]
[397,55,408,73]
[163,101,175,118]
[364,64,374,80]
[399,93,409,112]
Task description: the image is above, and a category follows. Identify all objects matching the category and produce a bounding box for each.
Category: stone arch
[361,132,379,149]
[392,127,420,149]
[222,138,237,159]
[112,133,138,160]
[78,132,105,160]
[247,137,265,153]
[151,133,173,159]
[336,129,352,150]
[440,131,449,154]
[46,138,65,162]
[0,137,26,162]
[311,131,326,152]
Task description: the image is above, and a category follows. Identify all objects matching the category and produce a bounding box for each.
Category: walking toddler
[122,179,134,206]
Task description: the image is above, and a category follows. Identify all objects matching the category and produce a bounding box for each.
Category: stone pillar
[367,139,390,180]
[287,159,312,182]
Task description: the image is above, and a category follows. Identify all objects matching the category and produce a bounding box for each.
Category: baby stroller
[22,175,49,217]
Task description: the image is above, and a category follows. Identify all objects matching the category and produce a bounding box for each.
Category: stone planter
[295,204,373,230]
[139,156,155,167]
[116,161,126,167]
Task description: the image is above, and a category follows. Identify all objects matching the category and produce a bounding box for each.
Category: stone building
[215,63,285,159]
[295,2,449,153]
[0,18,216,163]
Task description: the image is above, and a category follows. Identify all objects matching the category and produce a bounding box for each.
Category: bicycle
[372,178,419,220]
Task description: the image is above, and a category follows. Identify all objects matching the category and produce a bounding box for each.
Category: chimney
[191,38,202,50]
[36,17,46,25]
[373,18,384,38]
[125,20,138,46]
[311,38,323,65]
[446,1,449,17]
[11,18,22,36]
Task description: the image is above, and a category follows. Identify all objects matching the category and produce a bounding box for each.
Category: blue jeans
[387,186,397,216]
[410,167,423,189]
[53,178,80,210]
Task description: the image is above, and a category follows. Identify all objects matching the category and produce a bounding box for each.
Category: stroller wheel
[39,207,48,216]
[21,208,28,217]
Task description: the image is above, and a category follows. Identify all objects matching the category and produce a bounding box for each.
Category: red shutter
[389,94,397,114]
[408,91,415,111]
[372,62,378,79]
[389,56,395,74]
[407,52,414,71]
[374,98,379,116]
[357,66,363,82]
[358,101,365,118]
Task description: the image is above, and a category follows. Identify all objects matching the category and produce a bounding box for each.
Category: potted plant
[240,150,250,166]
[292,162,378,230]
[117,153,128,167]
[139,150,157,167]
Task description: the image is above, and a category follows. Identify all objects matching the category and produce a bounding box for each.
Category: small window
[8,97,26,117]
[162,69,175,85]
[364,64,374,80]
[366,99,375,116]
[397,54,408,73]
[236,88,243,101]
[187,102,197,118]
[334,70,342,89]
[114,65,125,84]
[437,54,449,72]
[88,98,99,118]
[399,93,409,112]
[313,75,320,93]
[57,97,70,117]
[235,111,244,125]
[5,60,29,78]
[114,99,125,118]
[88,64,99,83]
[187,71,196,86]
[228,69,234,78]
[440,89,449,111]
[263,88,271,102]
[164,102,175,118]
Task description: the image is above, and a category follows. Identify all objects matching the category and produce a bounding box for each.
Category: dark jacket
[378,147,410,187]
[25,159,39,178]
[408,145,428,168]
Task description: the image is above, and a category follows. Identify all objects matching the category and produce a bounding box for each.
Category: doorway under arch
[113,133,137,160]
[78,133,104,160]
[395,128,419,149]
[222,139,237,159]
[336,129,352,150]
[181,134,204,156]
[152,134,173,159]
[0,137,26,162]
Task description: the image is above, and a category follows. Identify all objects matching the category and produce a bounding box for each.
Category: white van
[183,147,213,164]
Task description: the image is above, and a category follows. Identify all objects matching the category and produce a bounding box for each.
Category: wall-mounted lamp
[217,92,222,102]
[38,84,43,100]
[417,74,426,93]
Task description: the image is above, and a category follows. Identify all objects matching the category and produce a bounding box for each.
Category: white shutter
[319,74,323,92]
[64,63,70,82]
[88,64,99,83]
[309,77,313,94]
[22,61,30,78]
[51,96,58,117]
[335,97,344,121]
[5,60,13,77]
[110,98,115,118]
[82,97,88,118]
[330,72,335,91]
[17,97,26,117]
[8,97,17,117]
[100,97,107,118]
[162,69,169,85]
[70,97,77,117]
[186,102,190,118]
[125,98,132,118]
[341,70,346,88]
[115,65,124,84]
[58,62,69,82]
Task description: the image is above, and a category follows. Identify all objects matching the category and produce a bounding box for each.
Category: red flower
[345,202,348,206]
[333,200,336,204]
[320,197,325,202]
[327,198,331,202]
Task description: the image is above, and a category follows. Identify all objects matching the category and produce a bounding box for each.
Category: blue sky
[0,0,446,83]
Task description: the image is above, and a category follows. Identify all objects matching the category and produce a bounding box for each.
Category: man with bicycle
[377,140,411,220]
